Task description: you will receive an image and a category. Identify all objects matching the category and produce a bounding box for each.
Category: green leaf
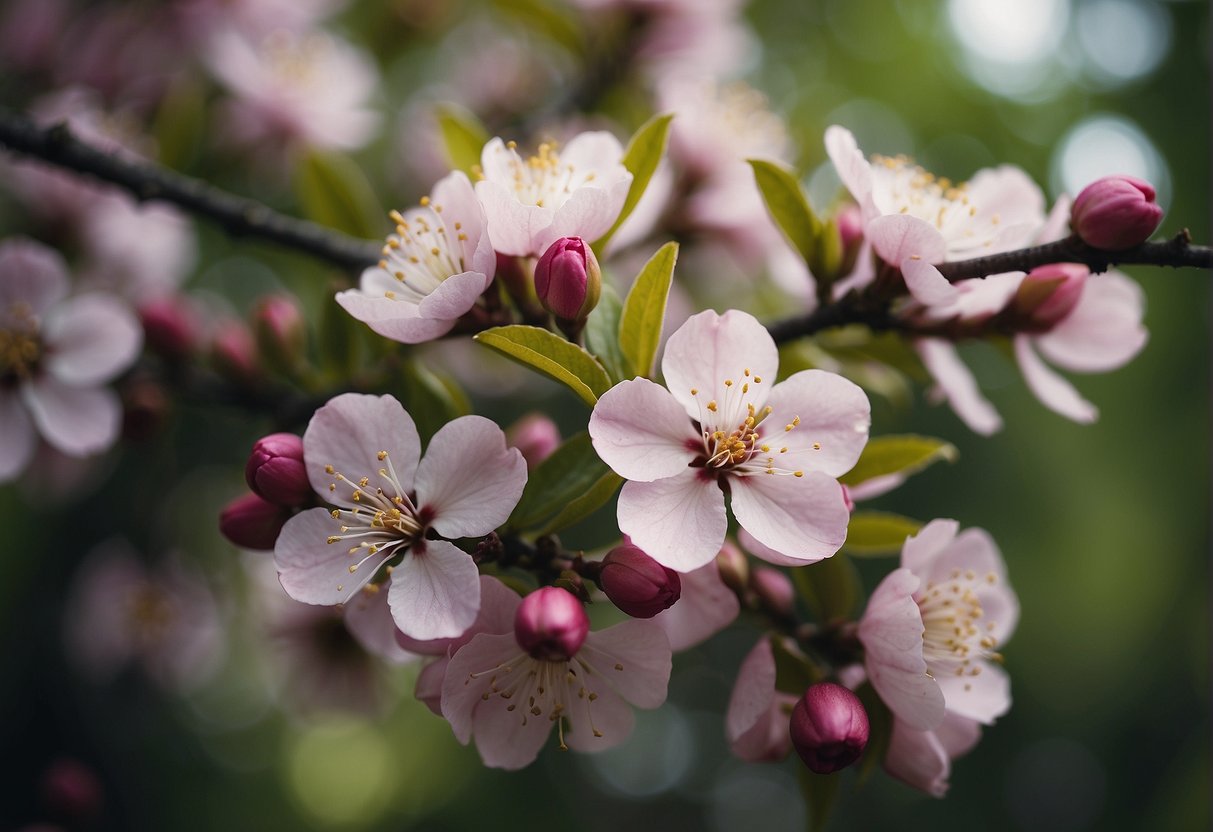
[583,283,628,383]
[840,434,958,487]
[509,433,610,530]
[400,361,470,443]
[792,553,861,623]
[618,242,678,378]
[593,113,674,252]
[474,326,612,407]
[798,765,840,832]
[294,151,384,240]
[749,159,822,264]
[845,511,923,557]
[535,471,623,535]
[770,635,821,697]
[435,105,489,176]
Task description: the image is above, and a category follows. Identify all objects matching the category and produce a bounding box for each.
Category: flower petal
[343,582,418,665]
[22,377,120,457]
[763,369,871,478]
[275,507,385,605]
[900,518,961,575]
[824,125,877,218]
[900,257,960,306]
[431,170,496,278]
[42,293,142,385]
[866,213,948,266]
[1035,271,1147,373]
[335,289,457,344]
[0,390,36,482]
[651,561,740,651]
[1014,336,1098,424]
[416,270,490,320]
[915,339,1003,436]
[302,393,421,501]
[539,179,631,252]
[388,538,480,640]
[475,178,553,257]
[885,718,951,797]
[440,630,524,743]
[396,574,521,656]
[414,415,527,538]
[937,663,1011,725]
[661,309,779,419]
[589,378,698,482]
[579,619,672,709]
[726,638,776,749]
[561,682,636,754]
[0,238,69,317]
[617,472,728,572]
[729,470,850,565]
[414,656,449,715]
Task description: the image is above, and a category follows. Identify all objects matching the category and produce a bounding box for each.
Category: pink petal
[579,619,672,708]
[965,165,1047,236]
[900,518,961,575]
[0,238,68,316]
[335,290,456,344]
[726,639,777,755]
[729,471,849,565]
[651,561,740,651]
[475,178,554,257]
[302,393,420,501]
[562,682,636,754]
[431,171,496,278]
[42,293,142,386]
[414,656,449,715]
[414,415,527,538]
[416,270,491,320]
[617,472,728,572]
[0,390,36,481]
[1038,194,1072,245]
[915,339,1003,436]
[901,257,960,306]
[388,538,480,640]
[343,583,418,665]
[762,369,871,478]
[22,377,120,457]
[1014,336,1098,424]
[396,574,520,655]
[538,179,631,252]
[469,681,555,769]
[661,309,778,417]
[823,125,877,220]
[936,711,982,758]
[1035,271,1147,373]
[275,507,385,605]
[885,719,951,797]
[859,568,946,730]
[439,630,524,743]
[560,131,627,173]
[589,378,698,482]
[866,214,948,266]
[937,663,1010,724]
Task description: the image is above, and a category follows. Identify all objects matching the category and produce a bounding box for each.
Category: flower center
[916,568,1003,683]
[127,584,176,645]
[377,199,469,303]
[0,304,43,384]
[484,140,597,210]
[871,155,1001,254]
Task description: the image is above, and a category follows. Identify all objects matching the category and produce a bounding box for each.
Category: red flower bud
[139,296,199,360]
[245,432,311,507]
[1071,175,1163,250]
[506,412,561,470]
[600,542,681,618]
[514,586,589,661]
[790,682,870,774]
[210,319,261,385]
[251,294,307,373]
[219,492,291,550]
[534,237,601,321]
[1012,263,1088,329]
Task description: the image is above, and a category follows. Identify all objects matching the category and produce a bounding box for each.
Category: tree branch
[0,107,381,272]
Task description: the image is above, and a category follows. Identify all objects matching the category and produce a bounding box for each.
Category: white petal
[762,369,871,478]
[440,631,523,744]
[302,393,420,501]
[617,473,728,572]
[885,719,951,797]
[729,471,850,564]
[275,508,385,605]
[43,293,142,385]
[651,562,740,651]
[475,179,553,257]
[335,290,456,344]
[589,378,698,482]
[823,125,877,220]
[901,257,960,306]
[431,170,496,278]
[538,178,631,252]
[416,270,490,320]
[915,339,1003,436]
[900,518,961,576]
[661,309,778,418]
[0,391,36,481]
[1035,271,1147,373]
[396,574,520,656]
[0,238,69,317]
[561,682,635,754]
[937,663,1011,725]
[579,620,672,708]
[388,538,480,641]
[343,582,418,665]
[1014,336,1098,424]
[866,214,948,266]
[22,378,120,457]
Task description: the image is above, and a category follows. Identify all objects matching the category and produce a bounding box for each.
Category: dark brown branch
[0,107,382,272]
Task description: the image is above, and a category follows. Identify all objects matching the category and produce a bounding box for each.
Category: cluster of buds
[219,431,310,550]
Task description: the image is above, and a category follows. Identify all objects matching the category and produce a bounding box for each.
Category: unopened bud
[211,319,260,385]
[750,567,794,617]
[138,296,198,360]
[534,237,600,321]
[790,682,870,774]
[252,294,307,373]
[506,413,561,470]
[600,542,681,618]
[245,432,311,507]
[836,203,864,276]
[1012,263,1088,329]
[715,540,749,594]
[1071,175,1163,250]
[514,586,589,661]
[219,492,291,550]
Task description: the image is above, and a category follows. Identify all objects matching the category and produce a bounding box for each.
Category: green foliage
[508,433,612,531]
[793,553,862,623]
[618,242,678,378]
[844,511,923,557]
[154,76,206,171]
[293,151,384,240]
[400,360,470,443]
[840,434,957,486]
[584,283,629,383]
[749,159,822,264]
[771,634,822,696]
[594,113,675,252]
[854,683,892,785]
[798,765,840,832]
[435,105,490,176]
[534,471,623,535]
[474,325,613,406]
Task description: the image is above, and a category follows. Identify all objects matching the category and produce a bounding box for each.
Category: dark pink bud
[251,294,306,372]
[514,586,589,661]
[790,682,870,774]
[600,543,681,618]
[245,432,311,507]
[1071,175,1163,250]
[506,412,561,470]
[750,567,794,617]
[219,492,291,550]
[534,237,601,321]
[211,319,261,384]
[40,757,103,824]
[715,540,749,594]
[139,295,199,359]
[1012,263,1088,328]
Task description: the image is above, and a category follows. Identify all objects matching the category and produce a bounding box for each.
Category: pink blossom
[337,172,495,344]
[825,125,1046,305]
[474,133,632,257]
[0,239,142,482]
[274,393,527,641]
[725,637,796,762]
[440,584,672,770]
[884,712,982,797]
[589,309,870,572]
[858,520,1019,732]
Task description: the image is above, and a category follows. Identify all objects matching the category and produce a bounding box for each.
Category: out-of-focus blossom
[219,492,292,550]
[245,432,310,507]
[534,237,601,322]
[884,711,981,797]
[750,566,794,617]
[251,293,307,374]
[205,29,380,153]
[64,539,224,691]
[0,0,68,74]
[0,239,142,482]
[337,172,495,344]
[440,584,671,769]
[790,682,870,774]
[139,296,201,360]
[651,555,740,651]
[590,309,869,572]
[858,520,1018,732]
[274,393,526,640]
[599,542,681,619]
[210,318,261,385]
[39,757,104,826]
[726,637,796,762]
[505,412,560,470]
[178,0,345,42]
[1071,175,1163,250]
[475,133,632,257]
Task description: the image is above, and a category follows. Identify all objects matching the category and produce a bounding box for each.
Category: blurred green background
[0,0,1207,829]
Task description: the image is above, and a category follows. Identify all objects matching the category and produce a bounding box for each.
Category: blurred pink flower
[726,637,796,762]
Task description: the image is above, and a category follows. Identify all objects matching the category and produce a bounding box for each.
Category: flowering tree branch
[0,107,381,272]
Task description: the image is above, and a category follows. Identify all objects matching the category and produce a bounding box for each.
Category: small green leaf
[798,765,841,832]
[749,159,822,264]
[618,242,678,378]
[535,471,623,535]
[840,435,958,487]
[400,361,470,443]
[435,105,489,176]
[584,283,628,383]
[792,553,861,623]
[808,216,844,286]
[845,511,923,557]
[594,113,674,252]
[510,433,610,530]
[770,635,821,697]
[474,326,612,407]
[294,151,384,240]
